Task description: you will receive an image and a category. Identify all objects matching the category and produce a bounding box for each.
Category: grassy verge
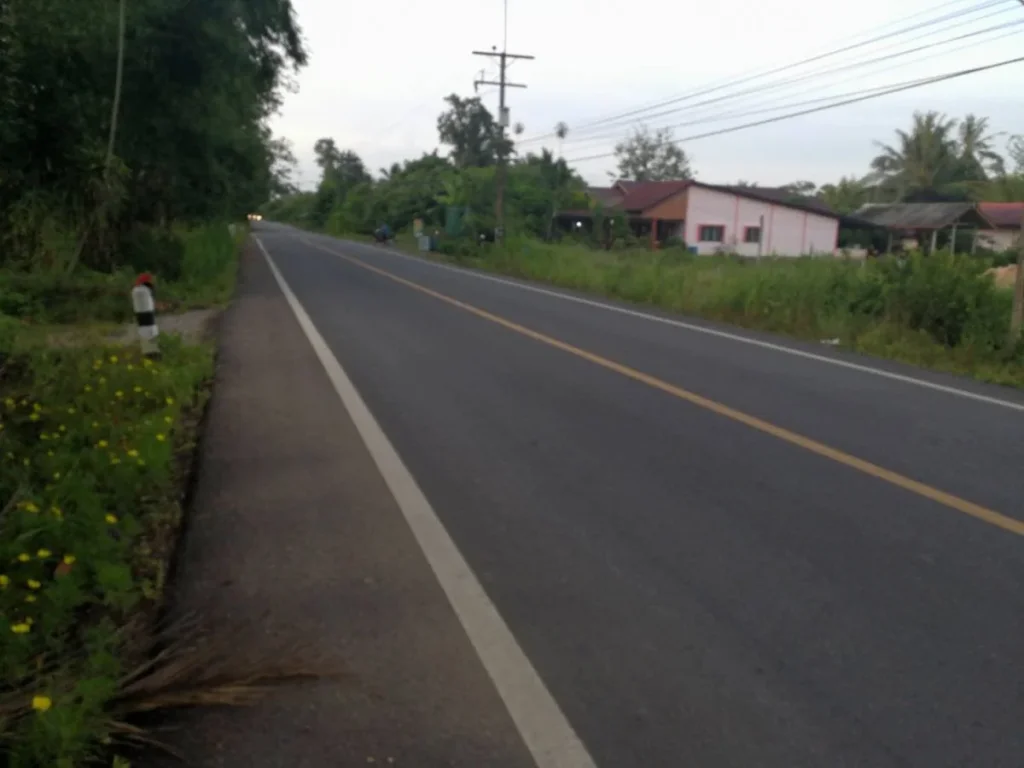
[385,235,1024,389]
[0,223,244,763]
[0,224,244,327]
[0,337,214,763]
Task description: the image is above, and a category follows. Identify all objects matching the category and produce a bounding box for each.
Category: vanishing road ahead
[255,223,1024,768]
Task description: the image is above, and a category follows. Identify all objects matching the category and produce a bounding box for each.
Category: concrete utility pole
[1010,207,1024,345]
[473,46,533,242]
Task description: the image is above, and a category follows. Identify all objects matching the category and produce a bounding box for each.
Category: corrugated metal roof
[979,202,1024,229]
[852,202,980,230]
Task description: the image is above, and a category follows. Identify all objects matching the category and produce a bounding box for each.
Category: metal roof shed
[850,203,990,253]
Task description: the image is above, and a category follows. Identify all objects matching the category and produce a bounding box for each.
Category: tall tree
[955,114,1005,180]
[869,111,960,201]
[818,177,873,214]
[437,94,511,169]
[613,125,692,181]
[1008,135,1024,174]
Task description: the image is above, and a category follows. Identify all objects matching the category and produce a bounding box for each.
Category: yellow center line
[306,238,1024,538]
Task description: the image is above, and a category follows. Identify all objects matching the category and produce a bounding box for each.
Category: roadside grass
[0,224,318,764]
[399,236,1024,389]
[0,224,244,328]
[0,336,213,763]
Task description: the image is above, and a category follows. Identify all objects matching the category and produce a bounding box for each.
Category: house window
[743,226,761,244]
[698,225,725,242]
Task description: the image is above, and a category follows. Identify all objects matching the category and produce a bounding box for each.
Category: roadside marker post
[131,273,160,357]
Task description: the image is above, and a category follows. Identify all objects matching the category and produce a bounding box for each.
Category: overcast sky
[270,0,1024,189]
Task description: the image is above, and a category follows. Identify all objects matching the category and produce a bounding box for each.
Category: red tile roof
[616,180,690,212]
[979,202,1024,229]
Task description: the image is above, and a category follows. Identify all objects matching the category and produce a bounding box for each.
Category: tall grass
[0,223,244,327]
[443,239,1024,387]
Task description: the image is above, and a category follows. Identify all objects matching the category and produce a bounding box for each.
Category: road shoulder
[158,241,535,767]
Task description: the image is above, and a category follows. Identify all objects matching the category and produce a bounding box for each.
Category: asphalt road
[256,223,1024,768]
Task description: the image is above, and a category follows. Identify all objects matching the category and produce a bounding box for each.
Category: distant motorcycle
[373,226,393,244]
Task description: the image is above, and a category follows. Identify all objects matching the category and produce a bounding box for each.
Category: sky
[269,0,1024,190]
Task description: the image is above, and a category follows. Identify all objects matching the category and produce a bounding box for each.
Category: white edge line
[255,236,598,768]
[300,231,1024,415]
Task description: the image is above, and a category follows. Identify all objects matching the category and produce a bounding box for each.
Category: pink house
[561,180,841,257]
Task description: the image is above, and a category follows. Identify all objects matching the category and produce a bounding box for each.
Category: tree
[955,114,1005,180]
[554,121,569,158]
[1008,135,1024,174]
[869,111,961,201]
[613,125,692,181]
[818,177,873,214]
[437,94,511,169]
[781,180,817,196]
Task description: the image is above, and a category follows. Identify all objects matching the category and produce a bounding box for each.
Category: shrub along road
[244,223,1022,767]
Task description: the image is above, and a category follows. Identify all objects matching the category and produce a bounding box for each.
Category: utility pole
[473,46,533,242]
[1010,207,1024,345]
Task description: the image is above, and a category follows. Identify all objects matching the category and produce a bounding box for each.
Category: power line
[552,18,1024,151]
[519,0,1013,145]
[550,7,1021,148]
[563,54,1024,165]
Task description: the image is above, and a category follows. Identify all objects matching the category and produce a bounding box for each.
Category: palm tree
[869,111,960,200]
[554,121,569,159]
[956,114,1005,180]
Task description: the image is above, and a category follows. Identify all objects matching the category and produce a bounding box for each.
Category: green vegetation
[2,0,306,761]
[435,242,1024,387]
[0,338,213,764]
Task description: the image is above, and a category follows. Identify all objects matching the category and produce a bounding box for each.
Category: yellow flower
[109,355,118,364]
[67,407,76,414]
[110,456,121,465]
[127,364,134,371]
[19,502,39,514]
[40,433,49,441]
[32,403,42,413]
[127,449,139,458]
[4,397,14,408]
[27,579,41,589]
[105,514,118,525]
[36,549,51,559]
[31,695,51,712]
[133,386,143,393]
[0,574,9,588]
[22,458,29,466]
[143,359,153,368]
[47,451,54,457]
[97,440,108,448]
[164,416,173,424]
[115,391,124,399]
[98,377,106,384]
[53,472,61,480]
[11,623,30,634]
[29,413,39,422]
[25,595,36,603]
[92,421,100,428]
[51,507,63,520]
[58,425,66,432]
[63,555,75,565]
[17,553,30,563]
[165,397,175,406]
[84,385,92,392]
[93,359,103,367]
[156,433,166,442]
[137,459,146,467]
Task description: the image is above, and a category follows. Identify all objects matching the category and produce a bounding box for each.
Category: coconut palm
[869,111,960,200]
[956,114,1005,180]
[554,121,569,158]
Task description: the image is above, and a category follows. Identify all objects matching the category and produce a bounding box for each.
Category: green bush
[437,240,1024,387]
[0,338,213,764]
[0,270,134,324]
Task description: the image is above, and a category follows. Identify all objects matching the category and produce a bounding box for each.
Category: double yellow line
[306,238,1024,538]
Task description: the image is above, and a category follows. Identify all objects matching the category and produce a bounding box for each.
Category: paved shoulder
[161,242,535,767]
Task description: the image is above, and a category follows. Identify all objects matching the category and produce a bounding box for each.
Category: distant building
[977,202,1023,252]
[557,180,842,256]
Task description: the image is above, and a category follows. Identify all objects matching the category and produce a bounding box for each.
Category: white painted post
[131,273,159,357]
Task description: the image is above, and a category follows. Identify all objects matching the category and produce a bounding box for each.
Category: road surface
[253,223,1024,768]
